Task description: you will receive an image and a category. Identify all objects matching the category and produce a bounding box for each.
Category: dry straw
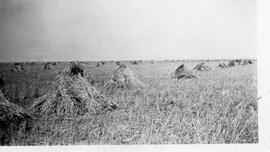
[96,61,105,67]
[228,60,238,67]
[172,64,196,79]
[103,63,145,93]
[29,73,117,119]
[0,90,31,125]
[43,63,54,70]
[11,65,24,72]
[0,90,32,145]
[240,59,253,65]
[217,63,228,69]
[193,62,212,71]
[130,60,139,65]
[228,59,253,67]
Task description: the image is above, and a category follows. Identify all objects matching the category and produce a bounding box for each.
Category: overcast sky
[0,0,256,62]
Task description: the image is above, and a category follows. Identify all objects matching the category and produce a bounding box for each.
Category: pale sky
[0,0,256,62]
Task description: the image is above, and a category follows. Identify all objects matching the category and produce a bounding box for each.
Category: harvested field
[0,59,258,145]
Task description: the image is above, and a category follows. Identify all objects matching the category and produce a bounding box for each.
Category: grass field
[0,60,258,145]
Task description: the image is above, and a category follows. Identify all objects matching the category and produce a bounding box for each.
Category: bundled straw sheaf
[0,90,31,125]
[172,64,196,79]
[29,74,117,118]
[96,61,106,67]
[0,90,32,145]
[103,64,145,93]
[228,59,253,67]
[43,63,54,70]
[217,63,228,69]
[193,62,212,71]
[11,64,24,72]
[240,59,253,65]
[228,60,238,67]
[130,60,139,65]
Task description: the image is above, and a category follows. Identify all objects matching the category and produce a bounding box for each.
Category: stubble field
[0,60,258,145]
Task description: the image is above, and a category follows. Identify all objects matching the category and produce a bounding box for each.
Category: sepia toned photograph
[0,0,259,147]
